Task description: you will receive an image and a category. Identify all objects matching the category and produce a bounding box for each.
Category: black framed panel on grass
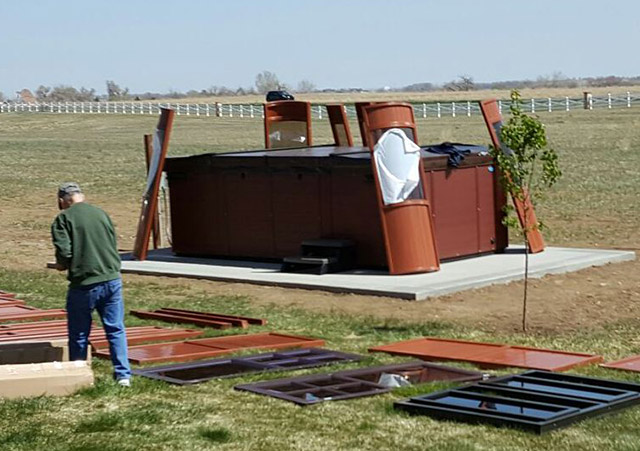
[395,370,640,434]
[132,348,362,385]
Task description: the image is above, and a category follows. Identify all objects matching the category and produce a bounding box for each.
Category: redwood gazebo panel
[370,337,603,371]
[96,332,325,364]
[602,355,640,373]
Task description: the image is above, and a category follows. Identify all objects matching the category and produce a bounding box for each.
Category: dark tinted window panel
[132,348,362,385]
[395,370,640,434]
[370,337,603,371]
[235,361,484,406]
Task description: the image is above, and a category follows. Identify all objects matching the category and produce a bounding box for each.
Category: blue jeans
[66,278,131,380]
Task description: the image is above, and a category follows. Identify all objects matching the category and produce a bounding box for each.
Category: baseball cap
[58,182,82,198]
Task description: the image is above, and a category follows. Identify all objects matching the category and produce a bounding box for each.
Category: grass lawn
[0,107,639,450]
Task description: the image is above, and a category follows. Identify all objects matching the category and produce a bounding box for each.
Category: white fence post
[565,97,569,112]
[498,100,502,114]
[608,93,612,109]
[318,105,322,119]
[437,102,441,118]
[627,92,631,108]
[548,97,552,113]
[530,98,535,113]
[451,102,456,117]
[250,105,254,118]
[422,103,426,118]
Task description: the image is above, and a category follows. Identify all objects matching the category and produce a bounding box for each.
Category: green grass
[0,110,639,450]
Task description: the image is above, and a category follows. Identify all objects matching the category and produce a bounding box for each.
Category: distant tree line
[8,72,317,103]
[401,73,640,92]
[6,72,640,103]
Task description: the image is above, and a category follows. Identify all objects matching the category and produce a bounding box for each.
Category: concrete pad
[120,247,635,301]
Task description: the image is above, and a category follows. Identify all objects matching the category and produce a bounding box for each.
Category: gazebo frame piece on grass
[95,332,325,364]
[369,337,603,371]
[235,361,484,406]
[131,307,266,329]
[395,370,640,434]
[132,348,362,385]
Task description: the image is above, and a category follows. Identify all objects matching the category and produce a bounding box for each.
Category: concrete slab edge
[121,249,636,302]
[120,266,420,300]
[414,250,636,300]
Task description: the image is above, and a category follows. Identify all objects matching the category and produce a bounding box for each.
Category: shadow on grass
[198,426,232,444]
[75,409,163,433]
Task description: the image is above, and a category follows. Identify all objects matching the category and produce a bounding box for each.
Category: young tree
[491,90,562,332]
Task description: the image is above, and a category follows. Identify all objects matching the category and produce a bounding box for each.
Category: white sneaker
[117,378,131,387]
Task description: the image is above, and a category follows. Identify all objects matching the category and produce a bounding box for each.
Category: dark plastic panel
[395,370,640,434]
[235,361,484,406]
[132,348,362,385]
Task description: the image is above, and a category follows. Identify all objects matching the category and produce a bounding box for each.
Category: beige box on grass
[0,360,94,399]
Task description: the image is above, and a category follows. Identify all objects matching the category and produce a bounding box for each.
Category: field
[0,104,639,450]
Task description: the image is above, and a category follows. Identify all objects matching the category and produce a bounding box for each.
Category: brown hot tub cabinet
[164,145,507,268]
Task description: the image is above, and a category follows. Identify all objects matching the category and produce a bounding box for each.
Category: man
[51,182,131,386]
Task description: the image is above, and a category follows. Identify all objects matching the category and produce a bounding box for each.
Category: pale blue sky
[1,0,639,96]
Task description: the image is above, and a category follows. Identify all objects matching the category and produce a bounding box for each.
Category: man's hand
[53,263,67,271]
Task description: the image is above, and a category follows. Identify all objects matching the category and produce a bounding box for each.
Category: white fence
[1,92,638,119]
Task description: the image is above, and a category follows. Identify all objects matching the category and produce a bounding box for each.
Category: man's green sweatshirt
[51,202,121,288]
